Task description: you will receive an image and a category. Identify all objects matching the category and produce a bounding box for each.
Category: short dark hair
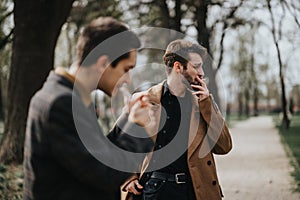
[76,17,141,67]
[163,39,207,73]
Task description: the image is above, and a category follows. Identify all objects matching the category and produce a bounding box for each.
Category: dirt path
[215,116,300,200]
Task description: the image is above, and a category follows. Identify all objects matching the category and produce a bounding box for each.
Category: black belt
[150,171,189,184]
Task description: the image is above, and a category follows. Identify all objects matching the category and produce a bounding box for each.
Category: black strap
[150,171,188,184]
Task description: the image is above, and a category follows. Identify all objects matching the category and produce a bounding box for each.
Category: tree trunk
[280,72,290,129]
[267,0,290,129]
[0,0,74,164]
[195,0,210,53]
[194,0,221,106]
[245,89,250,117]
[66,22,74,67]
[0,67,5,121]
[156,0,171,29]
[238,91,243,118]
[173,0,182,32]
[253,87,259,116]
[276,39,290,128]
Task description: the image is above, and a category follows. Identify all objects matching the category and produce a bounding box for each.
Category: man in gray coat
[24,17,154,200]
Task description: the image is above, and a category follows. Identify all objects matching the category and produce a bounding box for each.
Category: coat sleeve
[46,95,149,190]
[107,113,154,153]
[199,94,232,155]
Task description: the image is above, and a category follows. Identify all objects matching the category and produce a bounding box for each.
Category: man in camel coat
[121,39,232,200]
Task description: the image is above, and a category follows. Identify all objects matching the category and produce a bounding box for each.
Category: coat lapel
[188,95,206,160]
[146,81,165,142]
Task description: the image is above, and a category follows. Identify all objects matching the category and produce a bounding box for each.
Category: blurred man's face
[182,52,204,86]
[99,50,137,96]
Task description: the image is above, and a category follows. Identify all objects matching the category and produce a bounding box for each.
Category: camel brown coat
[122,81,232,200]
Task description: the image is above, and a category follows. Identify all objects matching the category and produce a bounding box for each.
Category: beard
[181,70,194,89]
[181,70,194,90]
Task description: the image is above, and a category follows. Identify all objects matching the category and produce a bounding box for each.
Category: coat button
[212,180,217,185]
[207,160,211,165]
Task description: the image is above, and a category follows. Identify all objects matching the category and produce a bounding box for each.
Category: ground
[1,115,300,199]
[216,116,300,200]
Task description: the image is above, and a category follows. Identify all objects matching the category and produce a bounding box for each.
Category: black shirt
[153,82,192,174]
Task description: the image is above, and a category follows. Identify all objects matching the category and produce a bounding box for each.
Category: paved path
[215,116,300,200]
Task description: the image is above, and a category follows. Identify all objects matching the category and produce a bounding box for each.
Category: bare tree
[207,0,246,105]
[120,0,250,107]
[230,34,252,118]
[266,0,290,129]
[0,0,75,164]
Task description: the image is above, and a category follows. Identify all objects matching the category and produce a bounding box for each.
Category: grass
[0,164,23,199]
[0,121,23,199]
[225,113,249,128]
[274,114,300,192]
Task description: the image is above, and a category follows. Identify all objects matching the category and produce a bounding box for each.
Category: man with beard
[122,39,232,200]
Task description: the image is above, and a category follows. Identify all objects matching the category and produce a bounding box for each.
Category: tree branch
[0,10,13,25]
[281,0,300,29]
[215,0,245,70]
[0,28,13,51]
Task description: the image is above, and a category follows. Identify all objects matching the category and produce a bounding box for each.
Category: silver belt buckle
[175,173,186,184]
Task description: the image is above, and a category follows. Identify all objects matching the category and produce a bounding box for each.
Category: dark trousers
[141,177,196,200]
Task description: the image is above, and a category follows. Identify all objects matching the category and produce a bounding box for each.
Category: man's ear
[174,61,183,73]
[96,55,110,70]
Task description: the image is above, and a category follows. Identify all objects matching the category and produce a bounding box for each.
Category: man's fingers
[131,92,149,103]
[191,84,203,91]
[133,179,143,188]
[198,78,207,87]
[126,180,143,195]
[128,101,154,127]
[129,92,150,110]
[195,75,202,83]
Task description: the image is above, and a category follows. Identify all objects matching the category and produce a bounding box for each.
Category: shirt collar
[55,67,92,107]
[162,81,191,99]
[162,81,170,96]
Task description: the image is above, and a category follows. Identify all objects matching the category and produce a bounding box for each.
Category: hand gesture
[191,76,209,100]
[125,179,143,195]
[128,92,155,128]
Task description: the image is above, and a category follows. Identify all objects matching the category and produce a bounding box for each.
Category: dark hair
[163,39,207,73]
[76,17,141,67]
